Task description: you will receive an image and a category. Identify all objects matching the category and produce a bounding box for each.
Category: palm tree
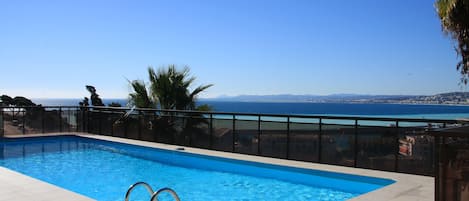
[436,0,469,83]
[128,80,155,108]
[130,65,212,110]
[128,65,213,144]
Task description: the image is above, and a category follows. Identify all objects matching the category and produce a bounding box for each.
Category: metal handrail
[150,187,181,201]
[124,182,154,201]
[0,105,461,123]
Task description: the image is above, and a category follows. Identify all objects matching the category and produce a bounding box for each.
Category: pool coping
[0,133,433,201]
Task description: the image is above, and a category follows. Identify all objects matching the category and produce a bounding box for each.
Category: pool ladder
[125,181,181,201]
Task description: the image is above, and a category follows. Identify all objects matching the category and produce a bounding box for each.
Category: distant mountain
[206,94,321,102]
[203,92,469,105]
[204,94,410,102]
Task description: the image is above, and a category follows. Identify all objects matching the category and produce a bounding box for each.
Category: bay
[31,99,469,120]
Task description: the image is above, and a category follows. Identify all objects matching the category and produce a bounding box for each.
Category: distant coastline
[206,92,469,105]
[32,98,128,107]
[32,92,469,107]
[30,98,469,120]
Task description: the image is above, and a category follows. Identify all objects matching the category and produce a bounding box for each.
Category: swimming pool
[0,135,394,201]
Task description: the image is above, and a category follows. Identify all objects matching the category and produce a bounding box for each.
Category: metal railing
[0,106,84,136]
[1,105,463,176]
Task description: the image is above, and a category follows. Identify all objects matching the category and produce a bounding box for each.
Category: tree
[108,102,122,107]
[128,65,213,144]
[79,97,89,107]
[128,80,154,108]
[0,95,43,121]
[1,95,36,107]
[436,0,469,83]
[85,85,104,106]
[12,96,36,107]
[0,95,13,106]
[129,65,213,110]
[148,65,213,110]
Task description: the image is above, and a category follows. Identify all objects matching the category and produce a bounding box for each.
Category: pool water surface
[0,136,394,201]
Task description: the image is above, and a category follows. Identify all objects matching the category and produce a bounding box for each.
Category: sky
[0,0,464,99]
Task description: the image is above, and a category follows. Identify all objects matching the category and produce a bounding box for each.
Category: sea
[31,98,469,120]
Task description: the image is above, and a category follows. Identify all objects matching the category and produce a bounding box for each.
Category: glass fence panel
[86,111,99,134]
[154,115,177,144]
[235,118,258,155]
[438,136,469,201]
[398,123,435,176]
[289,121,320,162]
[321,124,355,167]
[3,108,16,135]
[260,120,288,159]
[24,107,43,134]
[212,118,233,152]
[356,121,397,171]
[125,115,140,140]
[60,108,71,132]
[68,109,79,132]
[2,108,27,135]
[75,109,86,133]
[112,112,127,138]
[43,108,61,133]
[322,119,355,126]
[171,115,186,146]
[100,111,118,136]
[139,113,156,142]
[186,115,211,149]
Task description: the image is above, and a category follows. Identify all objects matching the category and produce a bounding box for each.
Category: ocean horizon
[30,98,469,120]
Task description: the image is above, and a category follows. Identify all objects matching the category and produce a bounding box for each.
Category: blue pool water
[0,136,394,201]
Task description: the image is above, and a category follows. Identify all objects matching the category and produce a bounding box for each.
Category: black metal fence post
[209,114,213,149]
[124,114,128,138]
[354,119,358,167]
[68,108,72,132]
[318,118,322,163]
[98,110,102,135]
[42,108,45,133]
[257,115,261,155]
[82,107,86,132]
[395,121,400,172]
[110,110,114,137]
[286,116,290,159]
[75,107,79,132]
[138,110,142,140]
[86,108,90,133]
[154,112,158,142]
[59,107,63,132]
[232,114,236,152]
[22,109,25,134]
[187,113,192,146]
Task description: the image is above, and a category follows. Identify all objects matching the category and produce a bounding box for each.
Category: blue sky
[0,0,463,99]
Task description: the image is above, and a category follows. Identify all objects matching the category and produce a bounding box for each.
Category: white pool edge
[0,133,433,201]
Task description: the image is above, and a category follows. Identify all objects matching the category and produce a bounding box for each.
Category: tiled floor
[0,167,94,201]
[0,133,434,201]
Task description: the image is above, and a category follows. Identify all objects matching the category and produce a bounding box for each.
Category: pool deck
[0,133,433,201]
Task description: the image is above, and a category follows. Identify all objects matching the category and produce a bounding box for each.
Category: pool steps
[125,181,181,201]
